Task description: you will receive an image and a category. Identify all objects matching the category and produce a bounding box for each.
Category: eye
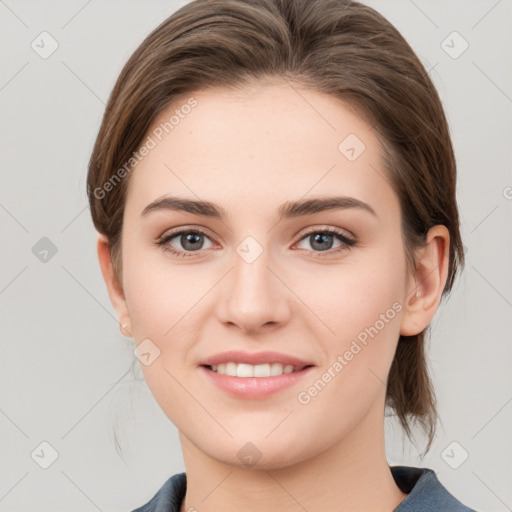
[155,226,358,258]
[156,227,215,257]
[294,227,357,256]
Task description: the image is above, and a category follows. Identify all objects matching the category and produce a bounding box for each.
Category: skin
[97,79,449,512]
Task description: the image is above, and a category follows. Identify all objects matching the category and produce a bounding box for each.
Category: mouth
[199,350,316,398]
[199,353,316,398]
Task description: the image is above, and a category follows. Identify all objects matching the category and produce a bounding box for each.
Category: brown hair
[87,0,464,454]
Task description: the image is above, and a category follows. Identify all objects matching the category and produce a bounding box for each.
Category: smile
[207,362,309,377]
[200,364,315,399]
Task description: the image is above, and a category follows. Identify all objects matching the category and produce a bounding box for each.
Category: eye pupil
[310,233,334,251]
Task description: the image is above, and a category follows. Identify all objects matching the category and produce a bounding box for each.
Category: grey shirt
[131,466,478,511]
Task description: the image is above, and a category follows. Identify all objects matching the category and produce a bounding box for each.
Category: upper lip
[200,350,315,368]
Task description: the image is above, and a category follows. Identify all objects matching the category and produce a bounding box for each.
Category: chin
[202,436,311,471]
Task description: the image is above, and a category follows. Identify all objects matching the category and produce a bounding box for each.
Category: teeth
[211,362,301,377]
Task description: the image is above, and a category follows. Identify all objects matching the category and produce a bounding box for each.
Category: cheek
[297,246,406,342]
[301,244,407,408]
[123,273,171,340]
[121,236,198,338]
[120,242,215,400]
[294,276,404,444]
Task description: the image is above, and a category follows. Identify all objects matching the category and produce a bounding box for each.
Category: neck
[179,402,407,512]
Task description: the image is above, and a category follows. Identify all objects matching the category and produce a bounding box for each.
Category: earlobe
[96,233,132,337]
[120,321,133,338]
[399,225,450,336]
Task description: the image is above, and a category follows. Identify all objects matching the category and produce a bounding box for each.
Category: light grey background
[1,0,511,511]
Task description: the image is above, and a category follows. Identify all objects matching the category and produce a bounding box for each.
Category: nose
[216,243,291,334]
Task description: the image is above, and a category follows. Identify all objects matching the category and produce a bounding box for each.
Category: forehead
[125,81,398,222]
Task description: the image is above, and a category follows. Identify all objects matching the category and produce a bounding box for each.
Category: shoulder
[391,466,479,512]
[130,472,187,512]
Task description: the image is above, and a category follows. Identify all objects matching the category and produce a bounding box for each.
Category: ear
[96,233,133,337]
[400,225,450,336]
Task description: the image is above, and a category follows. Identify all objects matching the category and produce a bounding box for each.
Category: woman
[87,0,477,510]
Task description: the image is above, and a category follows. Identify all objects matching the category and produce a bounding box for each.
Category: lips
[200,350,314,368]
[199,350,316,398]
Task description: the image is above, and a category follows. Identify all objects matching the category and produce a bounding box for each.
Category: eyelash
[155,226,358,258]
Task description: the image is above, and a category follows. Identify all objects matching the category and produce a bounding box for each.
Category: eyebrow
[141,195,377,220]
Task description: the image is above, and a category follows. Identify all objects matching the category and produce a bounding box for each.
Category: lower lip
[199,365,315,399]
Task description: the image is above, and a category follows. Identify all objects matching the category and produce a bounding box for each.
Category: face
[114,80,415,469]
